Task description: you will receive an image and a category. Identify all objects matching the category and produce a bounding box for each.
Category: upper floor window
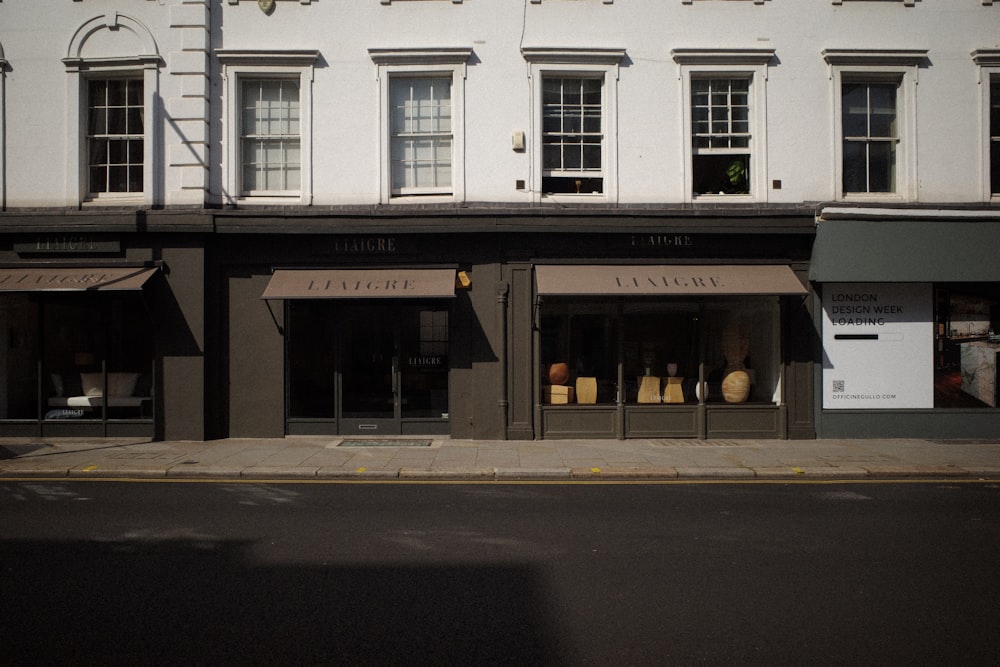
[973,50,1000,201]
[369,47,471,204]
[390,76,453,196]
[991,77,1000,196]
[841,80,898,194]
[691,77,751,196]
[241,79,301,195]
[823,49,925,201]
[64,13,162,206]
[673,48,773,203]
[522,47,625,203]
[217,49,319,205]
[87,79,144,196]
[542,76,603,194]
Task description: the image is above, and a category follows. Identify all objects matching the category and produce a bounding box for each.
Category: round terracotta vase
[548,362,570,385]
[721,370,750,403]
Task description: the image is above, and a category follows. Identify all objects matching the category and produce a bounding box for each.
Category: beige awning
[261,268,456,299]
[0,266,160,292]
[536,264,807,296]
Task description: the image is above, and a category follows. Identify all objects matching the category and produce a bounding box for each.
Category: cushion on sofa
[80,372,142,397]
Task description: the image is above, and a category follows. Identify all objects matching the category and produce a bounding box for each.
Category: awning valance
[811,219,1000,282]
[261,268,456,299]
[0,266,159,292]
[535,264,806,296]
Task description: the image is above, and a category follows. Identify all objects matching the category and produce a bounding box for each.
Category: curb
[2,465,1000,482]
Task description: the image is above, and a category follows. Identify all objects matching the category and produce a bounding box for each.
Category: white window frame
[973,49,1000,201]
[84,77,147,199]
[0,41,7,209]
[522,47,625,204]
[239,78,302,197]
[369,47,471,204]
[824,49,925,202]
[217,50,318,206]
[832,0,915,6]
[388,76,455,197]
[673,49,772,204]
[63,14,162,207]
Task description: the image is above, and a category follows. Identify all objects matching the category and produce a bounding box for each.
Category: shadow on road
[1,538,569,665]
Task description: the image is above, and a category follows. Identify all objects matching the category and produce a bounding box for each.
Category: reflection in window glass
[934,283,1000,408]
[0,295,154,422]
[539,298,781,406]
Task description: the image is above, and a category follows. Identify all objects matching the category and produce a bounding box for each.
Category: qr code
[832,380,845,393]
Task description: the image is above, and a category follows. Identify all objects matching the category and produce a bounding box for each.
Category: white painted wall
[2,0,998,208]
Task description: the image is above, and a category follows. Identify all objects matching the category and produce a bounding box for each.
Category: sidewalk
[2,436,1000,481]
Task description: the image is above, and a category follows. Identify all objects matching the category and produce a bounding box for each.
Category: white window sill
[540,193,607,204]
[840,193,905,203]
[235,194,305,206]
[389,194,455,204]
[83,195,145,207]
[693,193,755,203]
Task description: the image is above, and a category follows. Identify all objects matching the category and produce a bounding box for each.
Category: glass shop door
[338,305,449,435]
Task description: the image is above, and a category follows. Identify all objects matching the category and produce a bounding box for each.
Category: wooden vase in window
[721,324,751,403]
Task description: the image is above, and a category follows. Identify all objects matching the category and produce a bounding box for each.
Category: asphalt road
[2,480,999,665]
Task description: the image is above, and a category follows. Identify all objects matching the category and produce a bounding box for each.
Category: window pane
[992,139,1000,195]
[869,84,897,138]
[582,144,601,170]
[867,141,896,193]
[90,166,108,193]
[842,83,870,137]
[107,80,127,106]
[89,108,107,135]
[108,166,128,192]
[543,144,561,170]
[107,108,127,134]
[842,141,867,193]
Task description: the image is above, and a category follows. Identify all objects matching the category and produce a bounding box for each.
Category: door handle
[392,356,399,395]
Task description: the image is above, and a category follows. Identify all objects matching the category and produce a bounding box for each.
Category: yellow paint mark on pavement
[792,467,804,475]
[591,467,602,474]
[356,467,367,473]
[82,465,98,472]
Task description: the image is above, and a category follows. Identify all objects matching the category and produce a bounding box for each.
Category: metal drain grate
[339,439,432,448]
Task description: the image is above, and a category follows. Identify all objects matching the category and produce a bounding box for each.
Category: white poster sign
[822,283,933,409]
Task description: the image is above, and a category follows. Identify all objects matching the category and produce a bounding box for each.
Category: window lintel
[972,49,1000,67]
[216,49,321,67]
[368,47,473,66]
[521,47,626,66]
[822,49,927,68]
[63,54,162,73]
[671,48,775,67]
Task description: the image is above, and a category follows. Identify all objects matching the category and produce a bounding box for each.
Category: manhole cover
[339,439,432,448]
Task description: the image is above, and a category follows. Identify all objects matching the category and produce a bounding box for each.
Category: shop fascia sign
[15,235,120,255]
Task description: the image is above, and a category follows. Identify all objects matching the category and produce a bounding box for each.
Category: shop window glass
[287,302,337,419]
[0,295,154,423]
[540,297,781,406]
[934,283,999,409]
[541,302,617,404]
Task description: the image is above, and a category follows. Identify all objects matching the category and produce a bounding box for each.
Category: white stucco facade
[0,0,997,209]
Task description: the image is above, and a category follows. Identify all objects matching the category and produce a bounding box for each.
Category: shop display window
[540,297,782,406]
[0,295,154,423]
[934,283,999,409]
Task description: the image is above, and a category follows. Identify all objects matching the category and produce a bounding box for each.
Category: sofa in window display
[46,371,152,418]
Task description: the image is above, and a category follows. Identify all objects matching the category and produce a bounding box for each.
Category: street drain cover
[339,439,432,448]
